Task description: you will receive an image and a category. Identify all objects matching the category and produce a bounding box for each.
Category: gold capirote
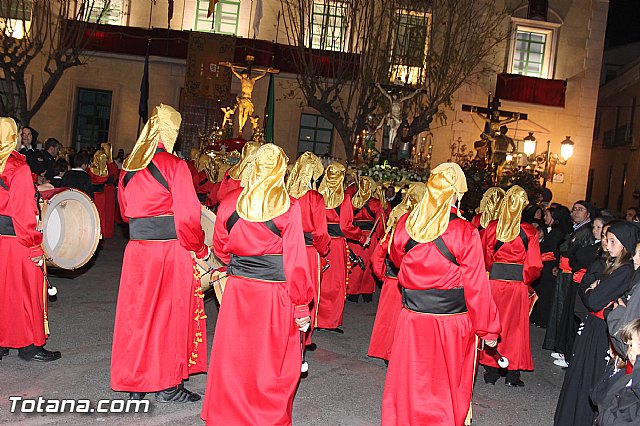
[405,162,467,243]
[123,104,182,172]
[285,152,324,199]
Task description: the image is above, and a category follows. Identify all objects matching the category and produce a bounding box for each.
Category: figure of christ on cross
[376,83,421,150]
[219,59,278,134]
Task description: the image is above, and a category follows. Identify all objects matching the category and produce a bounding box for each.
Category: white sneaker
[551,352,563,360]
[554,359,569,368]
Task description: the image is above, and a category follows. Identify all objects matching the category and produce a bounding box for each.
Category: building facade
[8,0,608,207]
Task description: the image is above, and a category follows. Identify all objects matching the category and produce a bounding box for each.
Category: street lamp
[523,132,537,156]
[560,136,574,161]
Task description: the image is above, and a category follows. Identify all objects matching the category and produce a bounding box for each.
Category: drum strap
[405,214,460,267]
[0,177,7,191]
[225,210,282,238]
[122,149,170,191]
[494,227,529,252]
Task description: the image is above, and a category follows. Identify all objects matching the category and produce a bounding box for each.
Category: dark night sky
[606,0,640,47]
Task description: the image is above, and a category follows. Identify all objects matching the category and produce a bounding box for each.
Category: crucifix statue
[462,94,527,167]
[219,55,279,134]
[376,83,421,150]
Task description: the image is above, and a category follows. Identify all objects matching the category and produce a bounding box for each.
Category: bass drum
[39,189,101,270]
[199,207,226,302]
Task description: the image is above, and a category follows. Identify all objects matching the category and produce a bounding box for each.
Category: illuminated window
[195,0,240,35]
[310,1,347,51]
[0,1,32,39]
[389,10,430,85]
[508,21,558,79]
[82,0,129,26]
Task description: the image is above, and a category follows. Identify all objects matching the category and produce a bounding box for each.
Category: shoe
[483,374,499,385]
[316,327,344,334]
[505,379,525,387]
[20,348,61,362]
[0,347,8,359]
[362,294,373,303]
[346,295,360,303]
[155,384,201,403]
[551,352,563,360]
[554,359,569,368]
[129,392,146,400]
[306,343,317,351]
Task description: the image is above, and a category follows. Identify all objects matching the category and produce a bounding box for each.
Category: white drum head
[41,189,101,269]
[201,206,216,247]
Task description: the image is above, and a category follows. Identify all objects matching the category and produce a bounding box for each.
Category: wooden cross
[461,93,527,136]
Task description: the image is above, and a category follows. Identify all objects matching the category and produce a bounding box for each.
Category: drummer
[0,117,61,362]
[111,105,211,402]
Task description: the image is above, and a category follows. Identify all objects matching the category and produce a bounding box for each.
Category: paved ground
[0,228,564,425]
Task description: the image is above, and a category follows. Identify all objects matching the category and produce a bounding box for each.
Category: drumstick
[38,264,58,297]
[364,216,381,247]
[483,342,509,368]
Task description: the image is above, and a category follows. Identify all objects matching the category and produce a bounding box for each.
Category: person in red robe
[101,143,118,238]
[216,141,261,203]
[316,162,366,333]
[347,176,386,303]
[87,150,109,238]
[368,182,426,362]
[201,143,313,425]
[471,187,505,232]
[285,152,330,348]
[479,185,543,387]
[0,117,61,362]
[383,163,501,426]
[111,105,209,402]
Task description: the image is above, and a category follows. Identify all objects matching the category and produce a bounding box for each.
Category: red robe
[345,183,357,197]
[0,152,47,349]
[88,169,108,239]
[471,214,481,229]
[101,162,118,238]
[205,181,220,210]
[368,237,402,361]
[297,190,331,345]
[382,211,501,426]
[348,198,385,296]
[479,220,542,371]
[317,194,365,328]
[216,170,241,202]
[201,190,313,425]
[111,146,208,392]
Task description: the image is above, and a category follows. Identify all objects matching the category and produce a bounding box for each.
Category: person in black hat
[554,220,638,426]
[544,200,596,366]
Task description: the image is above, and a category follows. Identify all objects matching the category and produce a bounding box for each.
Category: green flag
[264,73,275,143]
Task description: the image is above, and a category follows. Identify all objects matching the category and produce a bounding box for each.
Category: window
[297,114,333,156]
[310,1,347,51]
[195,0,240,35]
[73,88,112,150]
[0,79,20,111]
[82,0,129,26]
[1,1,32,39]
[389,10,429,85]
[508,20,559,79]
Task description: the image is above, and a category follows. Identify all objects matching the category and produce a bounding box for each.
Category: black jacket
[61,170,94,199]
[559,222,596,272]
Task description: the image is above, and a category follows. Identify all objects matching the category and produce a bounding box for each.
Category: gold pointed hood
[406,162,467,243]
[236,144,290,222]
[286,152,324,199]
[477,187,506,229]
[496,185,529,243]
[90,150,108,177]
[318,162,346,209]
[352,176,375,209]
[123,104,181,171]
[0,117,18,174]
[228,141,261,181]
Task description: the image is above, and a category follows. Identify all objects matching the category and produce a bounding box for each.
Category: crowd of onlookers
[16,126,126,197]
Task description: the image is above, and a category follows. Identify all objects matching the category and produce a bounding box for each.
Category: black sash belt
[0,214,16,236]
[92,184,105,193]
[489,262,524,281]
[327,223,344,237]
[402,287,467,314]
[227,254,286,282]
[304,232,314,246]
[129,216,177,240]
[197,193,207,203]
[354,220,374,231]
[385,258,399,278]
[107,175,115,185]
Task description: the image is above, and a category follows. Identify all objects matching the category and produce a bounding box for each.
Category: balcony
[495,73,567,107]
